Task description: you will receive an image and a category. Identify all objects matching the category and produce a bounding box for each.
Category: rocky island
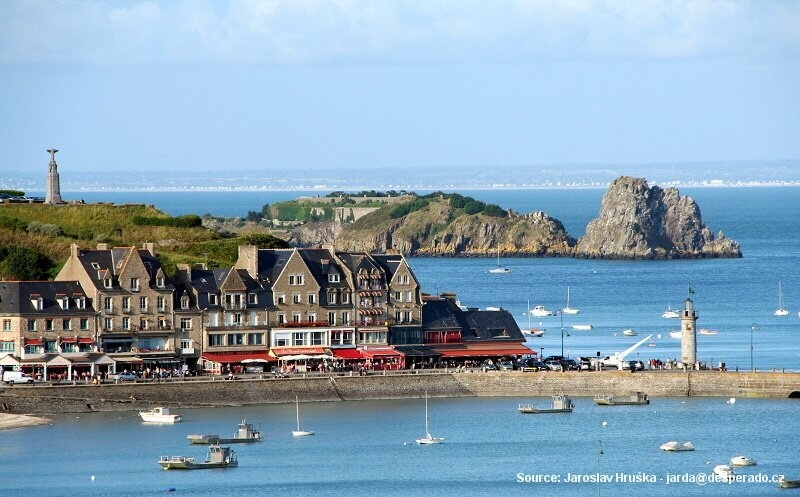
[283,176,741,259]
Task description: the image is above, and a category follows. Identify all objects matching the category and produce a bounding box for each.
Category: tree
[0,245,54,280]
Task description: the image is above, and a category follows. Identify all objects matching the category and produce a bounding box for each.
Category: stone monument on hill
[45,148,63,204]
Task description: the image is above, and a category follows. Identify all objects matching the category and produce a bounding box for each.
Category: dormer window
[328,273,340,283]
[248,293,257,305]
[130,278,139,292]
[209,294,218,306]
[181,297,190,310]
[91,262,100,269]
[30,295,44,311]
[156,276,165,288]
[59,296,69,310]
[77,297,86,309]
[103,278,112,289]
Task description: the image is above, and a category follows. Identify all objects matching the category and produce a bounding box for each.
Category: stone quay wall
[1,370,798,415]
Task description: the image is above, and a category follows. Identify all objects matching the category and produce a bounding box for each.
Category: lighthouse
[680,298,698,369]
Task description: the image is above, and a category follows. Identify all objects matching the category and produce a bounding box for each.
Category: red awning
[78,337,95,344]
[432,342,534,358]
[359,346,402,358]
[59,338,77,343]
[24,339,43,346]
[202,352,276,364]
[331,348,364,360]
[270,347,327,356]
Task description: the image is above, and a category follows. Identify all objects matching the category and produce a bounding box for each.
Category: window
[232,313,242,326]
[209,294,218,306]
[157,296,166,311]
[289,274,304,285]
[139,318,148,330]
[180,338,192,349]
[80,318,89,330]
[33,297,43,310]
[291,313,301,323]
[2,320,10,331]
[180,318,193,330]
[405,291,413,302]
[76,297,86,309]
[276,293,286,305]
[103,278,112,289]
[104,318,113,331]
[248,311,259,326]
[277,313,286,325]
[403,311,412,323]
[307,293,316,304]
[121,317,130,330]
[27,319,36,331]
[63,319,71,331]
[130,278,139,291]
[0,342,14,353]
[292,293,301,304]
[274,332,290,347]
[395,311,402,323]
[181,297,190,309]
[139,296,148,310]
[208,312,219,327]
[248,333,264,345]
[292,332,307,346]
[227,333,244,346]
[307,312,316,323]
[394,291,401,302]
[341,311,350,325]
[122,297,130,311]
[328,291,337,304]
[91,262,100,269]
[248,293,257,304]
[328,273,340,283]
[156,276,165,288]
[328,312,336,325]
[45,319,53,331]
[310,331,324,346]
[60,297,69,309]
[341,293,350,304]
[490,328,509,338]
[104,297,113,311]
[208,334,224,347]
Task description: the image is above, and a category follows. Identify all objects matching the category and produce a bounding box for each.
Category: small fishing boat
[522,328,545,337]
[571,324,593,331]
[699,329,718,335]
[779,477,800,488]
[594,391,650,406]
[669,330,682,339]
[713,464,734,480]
[730,455,757,466]
[139,407,182,423]
[518,395,574,414]
[529,305,553,317]
[158,445,237,470]
[662,305,680,319]
[622,328,638,336]
[660,441,695,452]
[187,419,261,444]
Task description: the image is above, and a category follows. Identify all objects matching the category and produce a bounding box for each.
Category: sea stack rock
[575,176,742,259]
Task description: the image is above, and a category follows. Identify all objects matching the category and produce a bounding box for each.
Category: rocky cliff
[575,176,741,259]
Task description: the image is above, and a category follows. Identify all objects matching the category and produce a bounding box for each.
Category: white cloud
[1,0,798,64]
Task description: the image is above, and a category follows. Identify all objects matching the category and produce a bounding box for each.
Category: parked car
[544,360,563,371]
[516,358,547,371]
[115,372,139,382]
[480,360,499,371]
[497,360,514,371]
[622,360,645,371]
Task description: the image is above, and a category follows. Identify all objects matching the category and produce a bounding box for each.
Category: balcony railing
[223,302,247,310]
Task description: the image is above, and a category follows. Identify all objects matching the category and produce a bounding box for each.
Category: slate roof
[421,296,524,342]
[74,246,174,290]
[0,281,96,315]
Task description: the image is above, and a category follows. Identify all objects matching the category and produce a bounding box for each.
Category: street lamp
[750,323,759,372]
[558,310,569,357]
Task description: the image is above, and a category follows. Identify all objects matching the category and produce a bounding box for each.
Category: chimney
[143,242,155,256]
[70,243,79,258]
[96,243,108,250]
[237,245,258,276]
[175,263,191,283]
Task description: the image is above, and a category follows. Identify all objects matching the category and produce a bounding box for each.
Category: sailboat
[561,286,580,315]
[415,392,444,445]
[488,244,511,273]
[775,281,789,316]
[291,396,314,436]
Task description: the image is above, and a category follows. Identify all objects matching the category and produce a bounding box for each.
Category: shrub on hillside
[0,245,54,280]
[0,215,27,231]
[131,214,203,227]
[26,221,65,237]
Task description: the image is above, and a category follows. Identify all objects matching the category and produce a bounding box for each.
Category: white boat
[529,305,553,317]
[416,392,444,445]
[291,396,314,436]
[488,245,511,273]
[571,324,593,331]
[713,464,734,480]
[775,281,789,316]
[660,441,695,451]
[522,328,545,337]
[158,444,237,470]
[730,455,757,466]
[669,330,682,339]
[699,329,718,336]
[561,287,580,315]
[139,406,182,423]
[662,305,679,319]
[622,329,638,336]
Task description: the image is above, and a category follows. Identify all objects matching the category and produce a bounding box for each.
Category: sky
[1,0,799,175]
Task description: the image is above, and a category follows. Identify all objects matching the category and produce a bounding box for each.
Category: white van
[2,371,35,385]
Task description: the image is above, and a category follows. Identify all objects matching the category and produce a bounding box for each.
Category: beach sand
[0,413,51,431]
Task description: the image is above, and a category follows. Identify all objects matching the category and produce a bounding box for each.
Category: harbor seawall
[1,371,799,415]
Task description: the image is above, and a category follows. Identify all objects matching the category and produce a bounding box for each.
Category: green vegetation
[0,245,55,280]
[270,201,334,222]
[0,189,25,197]
[326,190,414,198]
[388,192,507,220]
[131,214,203,227]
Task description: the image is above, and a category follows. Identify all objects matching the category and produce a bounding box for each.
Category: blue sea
[5,187,797,496]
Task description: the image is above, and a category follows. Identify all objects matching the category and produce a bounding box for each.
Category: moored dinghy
[730,455,757,466]
[660,441,695,451]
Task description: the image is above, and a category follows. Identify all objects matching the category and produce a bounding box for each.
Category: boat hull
[518,407,573,414]
[159,458,237,470]
[779,478,800,489]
